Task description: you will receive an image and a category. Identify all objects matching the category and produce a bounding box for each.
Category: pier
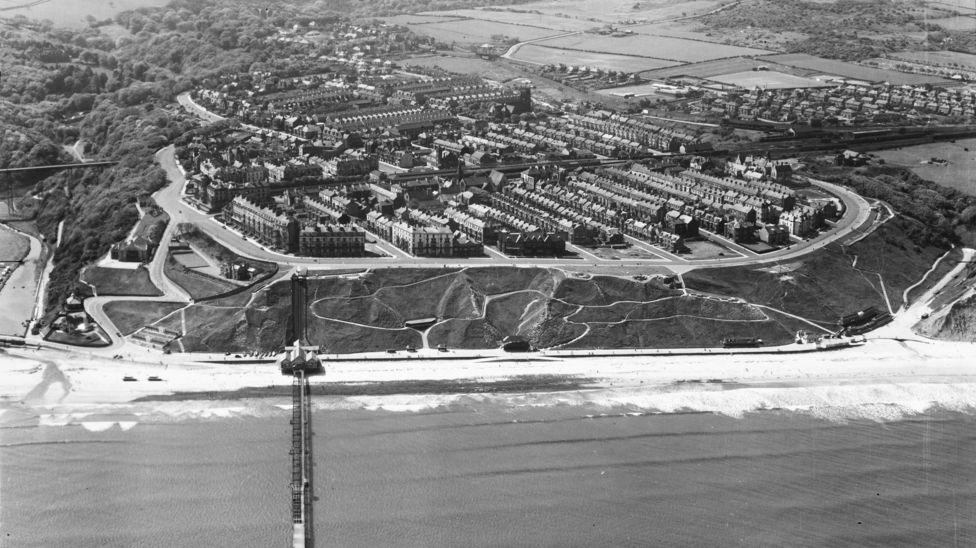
[284,271,320,547]
[290,370,313,548]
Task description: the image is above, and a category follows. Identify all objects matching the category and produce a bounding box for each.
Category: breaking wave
[12,380,976,430]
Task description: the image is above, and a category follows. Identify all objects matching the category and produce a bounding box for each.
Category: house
[110,236,154,263]
[757,224,790,246]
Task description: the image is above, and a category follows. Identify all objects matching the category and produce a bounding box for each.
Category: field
[473,0,723,25]
[81,266,162,297]
[404,19,557,45]
[529,33,771,63]
[0,0,170,28]
[928,16,976,31]
[418,9,592,31]
[103,300,184,336]
[512,44,679,71]
[873,138,976,196]
[923,0,976,11]
[626,20,723,40]
[759,53,952,85]
[891,50,976,72]
[404,54,533,82]
[708,70,832,89]
[637,57,773,79]
[382,14,466,26]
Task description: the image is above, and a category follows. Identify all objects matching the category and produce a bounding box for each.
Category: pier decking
[290,371,313,547]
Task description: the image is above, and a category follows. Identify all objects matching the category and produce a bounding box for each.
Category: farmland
[891,50,976,72]
[512,44,679,72]
[528,33,772,63]
[627,20,726,40]
[637,57,773,79]
[479,0,723,25]
[405,54,537,82]
[708,70,832,89]
[759,53,952,85]
[419,8,593,31]
[381,14,466,26]
[402,18,557,45]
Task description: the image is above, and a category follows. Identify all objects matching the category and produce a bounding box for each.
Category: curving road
[154,137,874,274]
[66,89,880,350]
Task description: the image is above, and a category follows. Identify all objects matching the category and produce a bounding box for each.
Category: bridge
[0,161,118,174]
[1,161,119,219]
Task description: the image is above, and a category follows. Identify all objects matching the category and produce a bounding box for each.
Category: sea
[2,391,975,547]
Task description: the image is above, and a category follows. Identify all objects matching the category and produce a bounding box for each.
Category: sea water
[2,394,975,547]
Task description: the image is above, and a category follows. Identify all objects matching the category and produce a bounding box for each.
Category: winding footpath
[69,92,880,351]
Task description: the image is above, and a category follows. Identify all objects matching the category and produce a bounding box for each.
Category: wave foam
[22,381,976,427]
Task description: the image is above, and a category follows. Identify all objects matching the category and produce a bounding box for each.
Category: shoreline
[2,337,976,424]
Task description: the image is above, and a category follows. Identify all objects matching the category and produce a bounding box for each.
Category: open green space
[873,138,976,197]
[164,252,239,301]
[165,265,841,354]
[490,0,721,25]
[891,50,976,71]
[103,300,184,335]
[708,70,831,89]
[512,44,679,71]
[0,223,30,262]
[585,245,661,261]
[177,223,276,280]
[685,240,736,260]
[421,8,592,31]
[405,19,556,45]
[684,217,948,326]
[404,54,527,81]
[81,266,162,297]
[531,33,771,63]
[636,57,774,80]
[758,53,950,84]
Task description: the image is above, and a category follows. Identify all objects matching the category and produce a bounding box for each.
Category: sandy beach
[2,336,976,426]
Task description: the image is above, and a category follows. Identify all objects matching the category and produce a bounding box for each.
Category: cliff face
[164,267,822,354]
[917,293,976,342]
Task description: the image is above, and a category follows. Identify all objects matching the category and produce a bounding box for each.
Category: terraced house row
[563,112,710,153]
[723,83,976,122]
[225,195,365,257]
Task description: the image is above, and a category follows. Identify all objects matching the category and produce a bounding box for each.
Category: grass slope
[81,265,162,297]
[103,300,184,335]
[683,217,947,325]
